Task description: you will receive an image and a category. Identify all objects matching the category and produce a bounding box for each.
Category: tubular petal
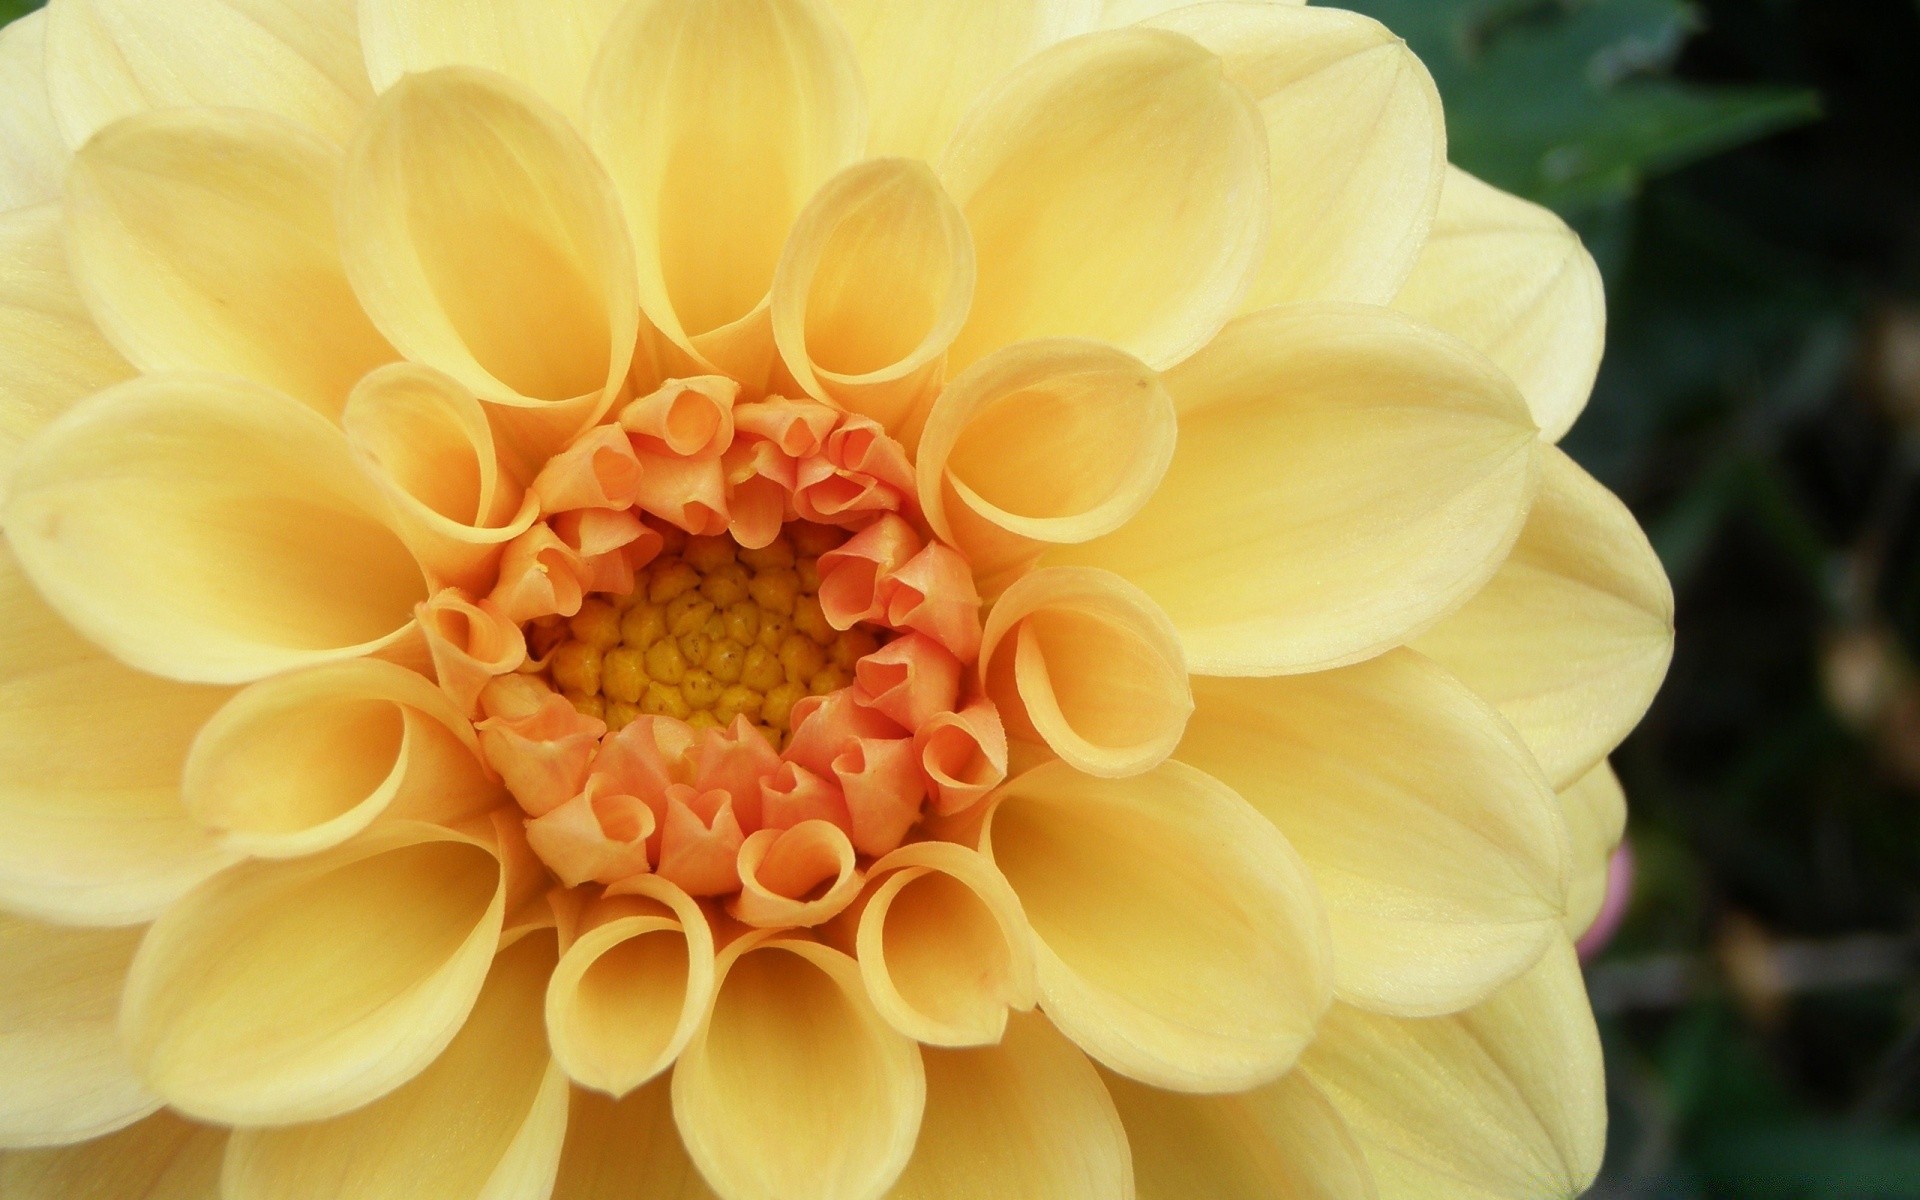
[1300,938,1605,1200]
[914,700,1009,815]
[0,14,67,211]
[0,1112,224,1200]
[554,1082,718,1200]
[1393,167,1606,442]
[0,917,156,1149]
[940,27,1269,370]
[224,932,569,1200]
[546,878,716,1098]
[915,339,1175,585]
[63,107,394,419]
[0,202,133,492]
[857,841,1038,1048]
[119,820,510,1125]
[417,590,526,715]
[673,935,925,1200]
[1560,761,1627,940]
[770,158,974,435]
[181,659,504,860]
[1413,445,1675,789]
[585,0,866,367]
[979,567,1191,778]
[1051,304,1540,675]
[340,67,638,464]
[1148,3,1445,308]
[2,373,427,684]
[43,0,370,148]
[360,0,629,121]
[729,820,866,928]
[889,1012,1131,1200]
[1105,1068,1376,1200]
[1179,651,1570,1018]
[0,545,234,927]
[981,759,1333,1092]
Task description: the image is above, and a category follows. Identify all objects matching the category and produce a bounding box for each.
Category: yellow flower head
[0,1,1674,1198]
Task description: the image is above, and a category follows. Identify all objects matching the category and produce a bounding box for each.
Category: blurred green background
[1342,0,1920,1195]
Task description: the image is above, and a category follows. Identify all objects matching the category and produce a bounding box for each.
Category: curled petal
[980,566,1191,778]
[855,633,961,732]
[758,762,852,833]
[532,424,644,513]
[0,14,69,211]
[784,688,906,780]
[672,935,924,1200]
[915,700,1009,816]
[832,737,927,857]
[618,375,738,458]
[0,1112,223,1200]
[792,416,918,526]
[655,787,747,897]
[857,841,1037,1047]
[551,508,655,598]
[524,779,656,888]
[884,541,984,662]
[490,524,590,626]
[417,589,526,715]
[1561,761,1628,941]
[477,675,606,817]
[631,448,732,536]
[817,514,923,629]
[360,0,629,121]
[729,820,864,928]
[555,1081,719,1200]
[734,396,840,456]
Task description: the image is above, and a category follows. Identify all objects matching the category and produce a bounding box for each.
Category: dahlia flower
[0,0,1673,1196]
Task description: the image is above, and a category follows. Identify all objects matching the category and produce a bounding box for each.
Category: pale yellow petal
[828,0,1098,161]
[941,27,1268,370]
[1301,938,1605,1200]
[1150,3,1444,307]
[585,0,865,373]
[771,158,973,435]
[0,545,235,927]
[554,1083,717,1200]
[0,1112,224,1200]
[43,0,370,148]
[224,933,569,1200]
[0,202,133,493]
[888,1012,1131,1200]
[673,934,924,1200]
[982,759,1332,1092]
[1101,0,1304,27]
[1394,168,1605,442]
[182,658,504,860]
[0,916,157,1149]
[916,340,1175,587]
[63,107,393,419]
[1560,761,1626,940]
[1105,1068,1376,1200]
[1052,304,1540,675]
[120,819,510,1125]
[3,372,426,684]
[359,0,628,121]
[1179,651,1570,1017]
[341,67,637,465]
[979,566,1192,778]
[1413,445,1674,789]
[857,841,1038,1048]
[0,13,69,211]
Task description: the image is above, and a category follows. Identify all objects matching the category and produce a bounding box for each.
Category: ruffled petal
[554,1082,718,1200]
[1393,168,1605,442]
[940,26,1268,370]
[223,933,568,1200]
[63,107,394,419]
[673,935,925,1200]
[0,14,68,211]
[0,917,157,1149]
[889,1012,1131,1200]
[1413,445,1674,789]
[1052,304,1540,675]
[0,1112,223,1200]
[1561,761,1627,940]
[1300,938,1605,1200]
[982,759,1332,1092]
[360,0,629,121]
[2,373,426,684]
[120,819,513,1125]
[1179,650,1570,1018]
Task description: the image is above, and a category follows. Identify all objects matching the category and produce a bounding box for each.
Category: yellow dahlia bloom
[0,0,1674,1197]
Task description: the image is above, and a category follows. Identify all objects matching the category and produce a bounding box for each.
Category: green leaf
[0,0,44,28]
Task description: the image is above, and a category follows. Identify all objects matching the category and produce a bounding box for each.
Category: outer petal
[2,373,427,684]
[1179,651,1570,1018]
[1101,0,1303,26]
[1413,445,1675,789]
[63,107,394,419]
[43,0,371,148]
[1149,2,1444,307]
[1560,761,1627,940]
[827,0,1098,161]
[0,917,157,1149]
[0,1112,224,1200]
[1300,938,1605,1200]
[1393,168,1605,442]
[0,546,235,926]
[672,935,925,1200]
[1052,304,1540,675]
[223,933,569,1200]
[554,1082,717,1200]
[939,27,1269,370]
[360,0,629,120]
[981,759,1332,1092]
[1105,1068,1376,1200]
[0,202,133,492]
[888,1012,1132,1200]
[119,819,512,1125]
[0,13,69,211]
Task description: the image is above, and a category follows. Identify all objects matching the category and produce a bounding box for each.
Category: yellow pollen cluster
[534,522,884,748]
